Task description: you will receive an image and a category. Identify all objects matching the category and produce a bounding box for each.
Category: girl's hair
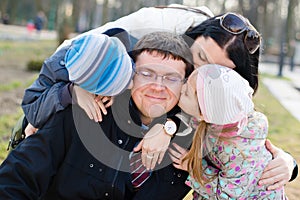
[184,14,260,93]
[183,121,208,185]
[183,14,260,184]
[183,121,239,185]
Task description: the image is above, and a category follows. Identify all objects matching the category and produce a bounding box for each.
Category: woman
[182,12,297,188]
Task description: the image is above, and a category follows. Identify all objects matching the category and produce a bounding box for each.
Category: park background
[0,0,299,199]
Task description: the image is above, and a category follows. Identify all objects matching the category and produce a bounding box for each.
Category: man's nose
[154,75,165,84]
[150,77,166,90]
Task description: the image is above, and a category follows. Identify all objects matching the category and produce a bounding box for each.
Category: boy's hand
[25,123,38,138]
[73,85,113,122]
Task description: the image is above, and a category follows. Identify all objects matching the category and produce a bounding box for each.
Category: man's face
[131,51,186,124]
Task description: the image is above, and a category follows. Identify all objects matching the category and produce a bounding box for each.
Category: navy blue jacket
[1,92,194,199]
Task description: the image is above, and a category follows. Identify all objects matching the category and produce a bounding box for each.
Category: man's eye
[140,71,153,77]
[165,76,182,82]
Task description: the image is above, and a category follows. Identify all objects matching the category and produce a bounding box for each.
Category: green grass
[253,79,300,199]
[0,75,38,92]
[0,40,57,69]
[0,39,57,159]
[0,81,22,92]
[254,80,300,153]
[0,109,23,160]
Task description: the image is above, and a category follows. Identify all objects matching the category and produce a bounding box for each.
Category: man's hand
[168,143,188,171]
[134,124,171,170]
[259,139,294,190]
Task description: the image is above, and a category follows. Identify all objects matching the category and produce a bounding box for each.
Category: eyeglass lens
[135,69,183,87]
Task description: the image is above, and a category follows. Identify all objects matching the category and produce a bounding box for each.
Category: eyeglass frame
[134,67,186,88]
[216,12,261,54]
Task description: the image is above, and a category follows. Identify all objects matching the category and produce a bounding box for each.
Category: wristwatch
[163,119,177,136]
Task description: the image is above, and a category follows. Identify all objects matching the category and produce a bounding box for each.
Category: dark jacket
[21,45,70,128]
[0,92,193,200]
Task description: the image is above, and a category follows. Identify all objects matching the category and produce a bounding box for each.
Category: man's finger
[267,180,286,190]
[168,146,182,159]
[158,150,166,164]
[259,173,286,186]
[145,154,153,170]
[172,163,182,170]
[172,143,187,154]
[265,139,279,156]
[133,141,143,152]
[150,153,159,170]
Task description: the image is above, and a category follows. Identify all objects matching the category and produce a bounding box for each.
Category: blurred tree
[0,0,9,20]
[286,0,298,70]
[47,0,58,30]
[72,0,80,31]
[34,0,43,11]
[102,0,109,25]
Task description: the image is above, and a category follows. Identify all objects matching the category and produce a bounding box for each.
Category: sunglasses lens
[219,12,261,54]
[222,13,246,33]
[245,30,260,54]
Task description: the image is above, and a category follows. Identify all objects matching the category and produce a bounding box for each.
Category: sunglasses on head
[217,12,261,54]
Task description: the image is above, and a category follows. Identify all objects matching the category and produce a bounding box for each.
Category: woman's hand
[168,143,188,171]
[134,124,171,170]
[259,139,294,190]
[73,85,113,122]
[25,123,38,138]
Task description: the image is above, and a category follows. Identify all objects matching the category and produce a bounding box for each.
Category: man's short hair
[131,32,194,78]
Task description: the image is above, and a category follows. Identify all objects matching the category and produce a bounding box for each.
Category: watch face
[164,120,177,135]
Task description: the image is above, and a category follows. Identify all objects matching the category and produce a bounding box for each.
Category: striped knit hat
[196,64,254,125]
[65,34,133,96]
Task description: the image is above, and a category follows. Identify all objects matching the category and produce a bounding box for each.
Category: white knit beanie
[196,64,254,125]
[65,34,133,96]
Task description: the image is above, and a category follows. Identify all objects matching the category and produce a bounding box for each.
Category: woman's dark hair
[183,15,260,93]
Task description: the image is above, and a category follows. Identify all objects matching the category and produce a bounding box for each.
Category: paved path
[259,62,300,122]
[0,24,57,40]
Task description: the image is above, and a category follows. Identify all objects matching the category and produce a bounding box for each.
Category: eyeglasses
[134,68,185,87]
[217,12,261,54]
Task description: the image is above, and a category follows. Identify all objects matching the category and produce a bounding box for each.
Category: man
[0,32,194,199]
